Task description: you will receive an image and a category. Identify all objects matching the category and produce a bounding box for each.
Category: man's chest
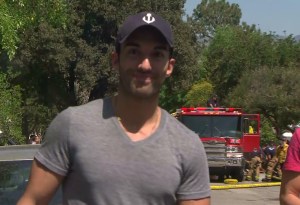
[69,138,182,197]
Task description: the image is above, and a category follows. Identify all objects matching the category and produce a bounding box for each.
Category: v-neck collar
[105,97,166,145]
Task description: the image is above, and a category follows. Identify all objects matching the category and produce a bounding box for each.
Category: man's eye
[128,49,139,55]
[153,52,165,58]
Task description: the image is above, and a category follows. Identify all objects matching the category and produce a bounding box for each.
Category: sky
[184,0,300,36]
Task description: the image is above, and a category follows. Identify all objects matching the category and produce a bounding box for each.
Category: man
[280,128,300,205]
[17,12,211,205]
[248,125,254,134]
[206,94,219,108]
[31,135,41,144]
[263,138,289,182]
[245,149,262,182]
[264,141,276,161]
[262,141,276,172]
[276,138,289,176]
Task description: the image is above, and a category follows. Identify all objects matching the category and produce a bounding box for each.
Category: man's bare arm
[17,159,64,205]
[280,170,300,205]
[178,197,211,205]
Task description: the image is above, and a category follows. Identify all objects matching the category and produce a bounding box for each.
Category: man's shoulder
[72,98,105,110]
[207,98,213,103]
[269,147,275,151]
[51,99,108,125]
[66,98,108,115]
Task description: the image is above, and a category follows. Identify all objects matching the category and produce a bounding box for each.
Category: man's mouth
[134,73,152,83]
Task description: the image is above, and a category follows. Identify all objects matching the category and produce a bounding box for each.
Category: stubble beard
[118,69,165,100]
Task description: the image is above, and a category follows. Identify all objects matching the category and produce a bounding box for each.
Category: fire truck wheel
[231,168,244,182]
[218,174,225,182]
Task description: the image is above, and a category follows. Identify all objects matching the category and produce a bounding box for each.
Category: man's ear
[111,51,119,70]
[166,58,175,77]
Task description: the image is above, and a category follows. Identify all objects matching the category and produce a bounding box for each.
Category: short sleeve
[176,135,211,200]
[284,128,300,172]
[34,108,73,176]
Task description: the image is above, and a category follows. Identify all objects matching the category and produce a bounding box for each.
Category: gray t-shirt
[35,98,211,204]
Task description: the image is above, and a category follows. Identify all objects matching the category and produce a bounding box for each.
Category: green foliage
[0,0,68,59]
[185,81,213,107]
[11,20,101,135]
[0,71,23,145]
[0,2,21,59]
[191,0,241,40]
[276,35,300,67]
[201,26,276,100]
[260,116,277,145]
[227,65,300,137]
[159,85,186,113]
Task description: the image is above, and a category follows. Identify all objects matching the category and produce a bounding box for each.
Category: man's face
[34,136,39,142]
[280,140,287,146]
[112,26,175,99]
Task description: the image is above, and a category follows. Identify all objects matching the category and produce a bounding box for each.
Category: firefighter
[245,149,262,182]
[274,137,289,179]
[206,94,219,108]
[263,138,289,182]
[262,141,276,171]
[263,155,278,182]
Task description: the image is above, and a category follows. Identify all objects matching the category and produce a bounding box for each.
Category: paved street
[210,173,281,205]
[211,186,280,205]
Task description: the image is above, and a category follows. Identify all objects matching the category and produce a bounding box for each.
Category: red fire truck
[175,107,261,182]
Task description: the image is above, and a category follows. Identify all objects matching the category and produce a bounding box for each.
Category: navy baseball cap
[115,12,173,51]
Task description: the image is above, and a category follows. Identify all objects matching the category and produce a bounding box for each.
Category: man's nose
[139,58,151,71]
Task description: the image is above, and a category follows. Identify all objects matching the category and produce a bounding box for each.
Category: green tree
[190,0,241,40]
[0,0,67,59]
[201,25,278,100]
[184,81,213,107]
[11,19,101,135]
[260,116,277,146]
[275,35,300,67]
[227,65,300,138]
[0,71,23,145]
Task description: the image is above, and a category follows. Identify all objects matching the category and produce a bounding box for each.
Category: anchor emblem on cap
[143,13,155,24]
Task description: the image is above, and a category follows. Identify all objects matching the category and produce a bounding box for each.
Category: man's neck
[113,92,158,114]
[112,94,161,141]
